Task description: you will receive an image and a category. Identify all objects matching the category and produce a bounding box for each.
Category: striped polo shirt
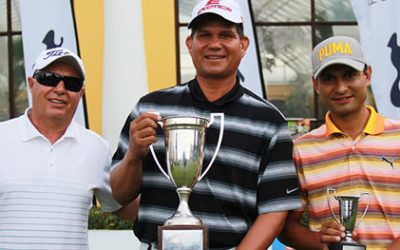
[294,106,400,249]
[113,78,301,249]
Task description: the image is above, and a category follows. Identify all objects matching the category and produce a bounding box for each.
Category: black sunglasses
[33,71,84,92]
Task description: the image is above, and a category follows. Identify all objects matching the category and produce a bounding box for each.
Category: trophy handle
[327,188,341,225]
[148,114,170,180]
[198,113,224,181]
[355,192,370,228]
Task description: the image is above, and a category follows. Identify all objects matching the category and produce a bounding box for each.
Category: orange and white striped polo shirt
[294,106,400,250]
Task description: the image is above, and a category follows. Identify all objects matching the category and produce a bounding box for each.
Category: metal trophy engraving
[149,113,224,249]
[327,188,370,250]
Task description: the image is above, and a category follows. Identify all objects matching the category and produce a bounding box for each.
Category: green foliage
[300,209,309,227]
[88,207,133,230]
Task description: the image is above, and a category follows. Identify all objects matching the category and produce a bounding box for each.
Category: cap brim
[35,55,85,80]
[188,11,242,29]
[313,58,365,78]
[56,57,85,79]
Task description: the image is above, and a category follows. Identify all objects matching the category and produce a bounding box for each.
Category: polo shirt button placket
[49,147,55,168]
[351,138,359,151]
[353,137,362,151]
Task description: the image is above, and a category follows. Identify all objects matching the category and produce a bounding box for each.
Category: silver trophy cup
[327,188,370,250]
[149,113,224,226]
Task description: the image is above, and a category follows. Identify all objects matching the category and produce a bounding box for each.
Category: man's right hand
[127,112,161,161]
[319,220,346,249]
[110,112,161,205]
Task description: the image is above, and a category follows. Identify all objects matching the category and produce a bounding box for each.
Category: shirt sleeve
[293,142,308,210]
[94,142,122,212]
[257,122,302,214]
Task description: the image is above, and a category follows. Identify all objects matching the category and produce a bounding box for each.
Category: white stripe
[260,161,298,182]
[204,146,260,172]
[259,197,302,214]
[225,116,277,137]
[142,174,257,207]
[138,206,175,224]
[195,179,257,206]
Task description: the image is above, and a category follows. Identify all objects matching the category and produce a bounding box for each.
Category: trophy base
[158,225,208,250]
[329,241,366,250]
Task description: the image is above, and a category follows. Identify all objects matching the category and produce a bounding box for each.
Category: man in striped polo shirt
[110,0,301,249]
[279,36,400,249]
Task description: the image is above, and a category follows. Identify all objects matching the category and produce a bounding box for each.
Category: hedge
[88,207,133,230]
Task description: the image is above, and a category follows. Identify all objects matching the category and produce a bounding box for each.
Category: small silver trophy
[149,113,224,250]
[327,188,370,250]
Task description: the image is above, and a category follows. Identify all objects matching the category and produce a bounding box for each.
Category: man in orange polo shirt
[279,36,400,250]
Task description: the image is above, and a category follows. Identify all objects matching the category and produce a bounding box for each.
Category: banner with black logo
[351,0,400,119]
[19,0,87,127]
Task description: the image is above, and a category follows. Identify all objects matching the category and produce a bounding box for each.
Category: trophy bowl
[150,113,224,226]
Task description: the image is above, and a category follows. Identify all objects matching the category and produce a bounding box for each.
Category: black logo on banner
[387,33,400,107]
[42,30,64,49]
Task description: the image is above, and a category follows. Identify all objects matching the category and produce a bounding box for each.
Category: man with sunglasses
[110,0,301,249]
[0,47,134,249]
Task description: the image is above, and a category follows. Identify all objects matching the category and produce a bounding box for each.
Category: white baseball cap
[312,36,367,78]
[188,0,243,29]
[32,47,86,79]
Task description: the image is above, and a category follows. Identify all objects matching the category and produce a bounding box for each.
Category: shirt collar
[18,108,80,143]
[325,105,384,136]
[188,77,244,106]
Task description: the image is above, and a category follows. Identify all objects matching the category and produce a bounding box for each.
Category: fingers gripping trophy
[327,188,370,250]
[149,113,224,250]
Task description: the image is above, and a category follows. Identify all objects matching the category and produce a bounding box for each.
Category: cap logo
[43,49,69,60]
[198,0,232,15]
[318,41,353,62]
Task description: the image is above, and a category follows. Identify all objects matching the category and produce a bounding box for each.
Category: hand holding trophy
[149,113,224,250]
[326,188,370,250]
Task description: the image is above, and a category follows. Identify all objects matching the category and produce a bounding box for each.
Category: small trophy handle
[198,113,224,181]
[327,188,341,225]
[355,192,370,228]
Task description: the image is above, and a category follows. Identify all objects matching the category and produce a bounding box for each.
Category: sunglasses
[33,71,84,92]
